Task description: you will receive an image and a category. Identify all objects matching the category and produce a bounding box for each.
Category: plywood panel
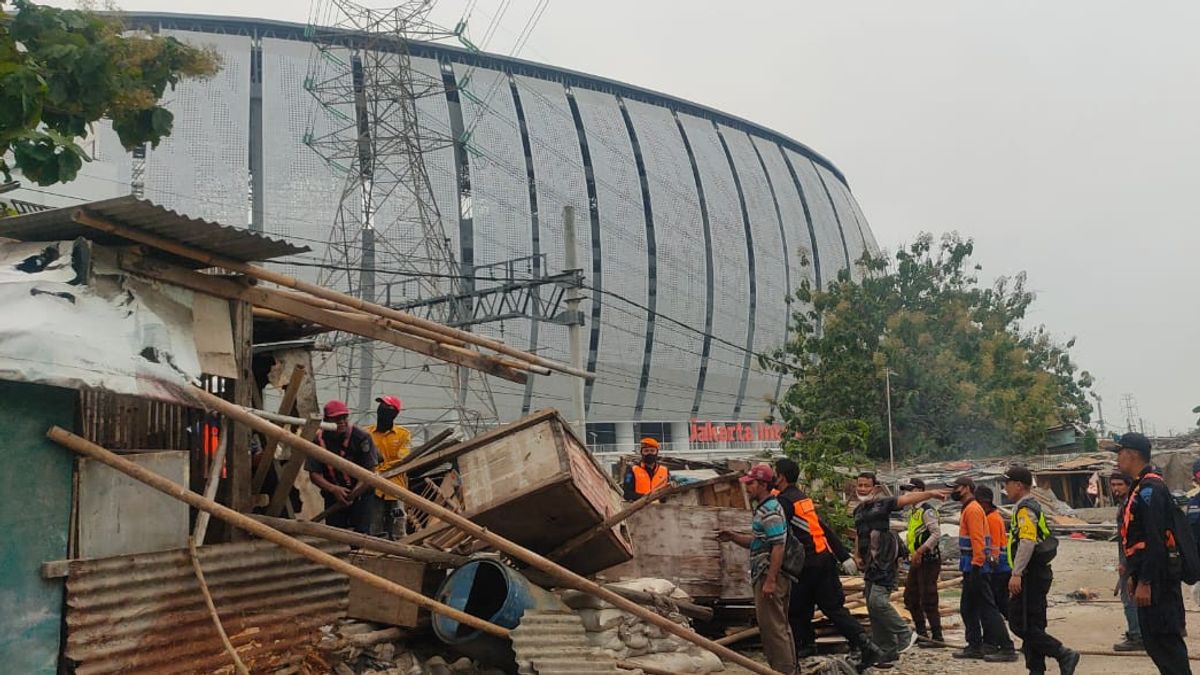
[78,451,189,558]
[457,421,564,514]
[347,552,440,627]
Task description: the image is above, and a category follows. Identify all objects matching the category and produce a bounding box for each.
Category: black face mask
[950,489,963,502]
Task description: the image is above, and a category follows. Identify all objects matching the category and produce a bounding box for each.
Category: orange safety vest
[791,496,830,555]
[631,464,669,496]
[1121,471,1177,558]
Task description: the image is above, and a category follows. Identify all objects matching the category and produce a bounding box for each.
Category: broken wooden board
[454,411,634,576]
[347,552,442,628]
[597,503,752,602]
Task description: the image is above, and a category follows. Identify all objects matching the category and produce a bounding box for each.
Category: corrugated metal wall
[64,538,349,675]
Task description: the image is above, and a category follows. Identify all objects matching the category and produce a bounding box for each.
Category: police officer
[901,478,945,647]
[1113,432,1192,674]
[1003,466,1080,674]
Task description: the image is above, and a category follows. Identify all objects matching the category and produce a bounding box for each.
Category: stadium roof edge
[118,11,850,187]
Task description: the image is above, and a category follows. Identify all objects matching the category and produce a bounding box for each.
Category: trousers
[960,568,1012,649]
[1008,566,1063,672]
[755,574,797,674]
[1138,577,1191,675]
[790,557,868,652]
[867,580,911,661]
[991,570,1012,624]
[1142,632,1192,675]
[1119,574,1141,640]
[903,558,942,637]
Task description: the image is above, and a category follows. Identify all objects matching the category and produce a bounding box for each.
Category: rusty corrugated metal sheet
[0,195,308,264]
[64,537,348,675]
[511,610,623,675]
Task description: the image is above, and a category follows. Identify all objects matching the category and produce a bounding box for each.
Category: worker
[946,476,1017,662]
[774,458,883,670]
[1113,432,1192,674]
[622,437,669,501]
[305,400,379,533]
[853,471,948,666]
[717,463,796,674]
[1003,465,1081,674]
[367,395,411,540]
[1110,472,1144,652]
[900,478,945,648]
[976,485,1012,625]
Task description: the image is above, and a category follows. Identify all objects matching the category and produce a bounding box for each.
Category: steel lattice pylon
[303,0,498,435]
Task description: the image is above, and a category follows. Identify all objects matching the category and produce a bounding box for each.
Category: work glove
[841,558,859,576]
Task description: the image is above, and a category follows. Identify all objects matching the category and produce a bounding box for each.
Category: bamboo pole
[547,473,744,562]
[249,514,468,567]
[46,426,510,639]
[186,387,778,675]
[76,209,591,380]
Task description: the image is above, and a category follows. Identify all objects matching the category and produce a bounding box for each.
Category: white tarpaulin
[0,238,210,400]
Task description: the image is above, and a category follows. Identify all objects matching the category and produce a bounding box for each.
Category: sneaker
[898,630,919,654]
[952,645,986,659]
[1112,637,1144,652]
[983,648,1020,663]
[1057,647,1081,675]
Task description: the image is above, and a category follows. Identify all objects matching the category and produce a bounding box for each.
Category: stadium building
[7,13,880,459]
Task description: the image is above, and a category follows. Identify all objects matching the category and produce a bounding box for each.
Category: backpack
[1129,473,1200,584]
[758,499,806,578]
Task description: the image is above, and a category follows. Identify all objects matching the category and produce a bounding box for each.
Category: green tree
[0,0,218,185]
[763,233,1093,464]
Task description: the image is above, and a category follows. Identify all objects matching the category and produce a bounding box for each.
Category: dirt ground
[730,538,1200,674]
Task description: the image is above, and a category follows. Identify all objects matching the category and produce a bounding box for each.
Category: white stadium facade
[8,13,880,458]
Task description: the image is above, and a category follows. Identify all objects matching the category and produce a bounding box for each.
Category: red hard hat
[323,399,350,419]
[375,395,403,412]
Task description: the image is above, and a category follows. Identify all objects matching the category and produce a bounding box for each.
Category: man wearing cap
[1113,432,1191,674]
[305,400,379,532]
[622,437,669,501]
[367,395,411,539]
[1109,472,1144,652]
[947,476,1017,662]
[1003,465,1081,674]
[775,458,883,669]
[853,471,949,665]
[901,478,945,647]
[718,464,796,674]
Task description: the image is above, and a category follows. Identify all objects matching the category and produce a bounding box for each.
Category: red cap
[376,395,403,412]
[323,399,350,419]
[740,463,775,484]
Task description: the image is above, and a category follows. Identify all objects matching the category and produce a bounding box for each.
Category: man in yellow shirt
[367,395,411,539]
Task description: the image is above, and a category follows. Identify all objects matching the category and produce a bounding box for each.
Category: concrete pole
[563,205,587,438]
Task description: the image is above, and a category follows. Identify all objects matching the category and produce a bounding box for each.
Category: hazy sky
[50,1,1200,434]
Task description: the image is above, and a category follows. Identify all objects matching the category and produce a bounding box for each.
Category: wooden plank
[265,417,321,517]
[118,255,528,384]
[229,297,255,522]
[346,553,434,627]
[389,409,560,477]
[252,365,306,495]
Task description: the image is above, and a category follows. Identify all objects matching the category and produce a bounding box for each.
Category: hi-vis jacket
[957,497,992,573]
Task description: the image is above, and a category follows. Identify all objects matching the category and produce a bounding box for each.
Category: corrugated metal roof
[0,195,308,265]
[64,537,348,675]
[511,610,624,675]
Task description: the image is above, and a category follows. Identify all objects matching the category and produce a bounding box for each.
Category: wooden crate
[597,503,752,602]
[453,410,634,576]
[347,552,442,627]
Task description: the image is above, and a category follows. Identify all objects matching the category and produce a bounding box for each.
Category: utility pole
[884,368,896,484]
[1090,391,1106,435]
[563,205,586,438]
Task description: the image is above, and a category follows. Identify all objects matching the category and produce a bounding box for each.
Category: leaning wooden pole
[188,387,779,675]
[46,426,509,639]
[72,209,591,380]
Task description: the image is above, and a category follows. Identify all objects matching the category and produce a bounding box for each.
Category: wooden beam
[252,365,307,495]
[249,515,468,567]
[186,388,779,675]
[78,208,590,380]
[119,255,528,385]
[47,426,508,638]
[228,297,254,523]
[265,417,321,517]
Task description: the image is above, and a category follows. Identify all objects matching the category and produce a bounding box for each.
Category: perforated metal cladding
[144,31,249,227]
[846,185,880,255]
[457,66,533,421]
[752,135,818,293]
[93,120,132,195]
[514,75,592,413]
[571,88,650,421]
[817,164,868,281]
[621,99,705,417]
[720,126,787,406]
[786,148,850,281]
[677,113,748,418]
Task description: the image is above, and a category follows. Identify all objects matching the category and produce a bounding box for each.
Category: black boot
[1057,647,1081,675]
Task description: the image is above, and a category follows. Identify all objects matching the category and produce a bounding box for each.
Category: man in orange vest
[622,437,669,501]
[367,395,411,539]
[774,458,883,670]
[947,476,1017,662]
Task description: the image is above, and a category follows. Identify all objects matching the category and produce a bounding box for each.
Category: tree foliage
[764,233,1094,465]
[0,0,218,185]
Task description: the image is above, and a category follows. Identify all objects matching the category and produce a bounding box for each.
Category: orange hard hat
[639,437,660,450]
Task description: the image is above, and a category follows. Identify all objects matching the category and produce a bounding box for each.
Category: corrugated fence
[64,537,348,674]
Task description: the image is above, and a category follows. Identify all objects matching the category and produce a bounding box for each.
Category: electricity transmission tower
[302,0,499,434]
